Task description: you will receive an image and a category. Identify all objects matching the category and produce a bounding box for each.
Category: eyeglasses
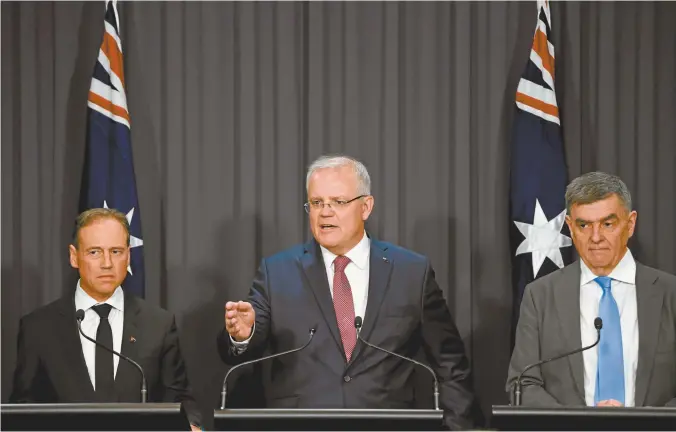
[304,195,366,213]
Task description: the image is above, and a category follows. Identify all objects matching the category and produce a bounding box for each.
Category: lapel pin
[130,336,136,343]
[382,257,389,263]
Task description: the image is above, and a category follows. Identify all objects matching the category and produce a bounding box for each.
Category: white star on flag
[514,198,572,277]
[103,200,144,275]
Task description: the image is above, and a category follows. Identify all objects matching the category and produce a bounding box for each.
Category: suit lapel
[634,264,662,407]
[114,291,141,401]
[299,240,344,353]
[349,240,392,365]
[554,262,585,401]
[56,295,97,400]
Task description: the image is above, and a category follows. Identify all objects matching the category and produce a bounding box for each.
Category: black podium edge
[492,405,676,418]
[1,402,182,414]
[214,408,443,420]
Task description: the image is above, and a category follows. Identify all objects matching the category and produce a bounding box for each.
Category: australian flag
[510,0,572,335]
[79,0,145,297]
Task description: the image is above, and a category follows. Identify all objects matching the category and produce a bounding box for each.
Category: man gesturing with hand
[224,301,255,343]
[217,155,478,430]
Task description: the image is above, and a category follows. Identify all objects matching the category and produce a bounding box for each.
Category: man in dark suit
[218,155,478,430]
[10,208,202,430]
[507,172,676,407]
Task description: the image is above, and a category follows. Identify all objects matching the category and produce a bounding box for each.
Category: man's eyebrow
[309,196,344,200]
[575,214,618,224]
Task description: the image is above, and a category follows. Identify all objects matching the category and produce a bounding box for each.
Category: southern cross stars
[514,199,572,277]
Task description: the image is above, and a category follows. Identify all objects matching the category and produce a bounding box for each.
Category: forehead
[307,166,358,196]
[570,194,626,220]
[78,218,128,246]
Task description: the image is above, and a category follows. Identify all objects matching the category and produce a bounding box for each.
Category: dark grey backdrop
[2,1,675,427]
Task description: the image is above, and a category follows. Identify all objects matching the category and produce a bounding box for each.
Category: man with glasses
[217,155,478,430]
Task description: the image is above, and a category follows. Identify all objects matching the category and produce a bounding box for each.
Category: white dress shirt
[318,231,371,322]
[75,281,125,389]
[232,232,371,350]
[580,249,638,407]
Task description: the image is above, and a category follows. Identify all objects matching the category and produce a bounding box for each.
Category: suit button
[343,375,351,382]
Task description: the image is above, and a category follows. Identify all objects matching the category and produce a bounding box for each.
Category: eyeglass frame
[303,195,367,214]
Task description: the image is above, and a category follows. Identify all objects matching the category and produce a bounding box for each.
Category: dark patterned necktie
[332,256,357,362]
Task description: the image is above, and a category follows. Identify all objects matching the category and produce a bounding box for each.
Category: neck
[588,266,613,277]
[80,283,115,303]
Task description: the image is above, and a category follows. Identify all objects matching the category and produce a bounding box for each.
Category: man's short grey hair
[565,171,633,214]
[306,155,371,196]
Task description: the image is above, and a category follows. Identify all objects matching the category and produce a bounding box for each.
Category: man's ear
[627,210,637,238]
[361,196,374,221]
[69,244,79,269]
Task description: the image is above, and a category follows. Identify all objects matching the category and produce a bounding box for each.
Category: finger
[237,301,252,312]
[225,301,237,311]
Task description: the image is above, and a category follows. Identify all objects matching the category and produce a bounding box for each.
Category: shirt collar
[580,248,636,286]
[320,231,371,271]
[74,280,125,313]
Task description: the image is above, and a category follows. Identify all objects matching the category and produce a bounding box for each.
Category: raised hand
[224,301,255,342]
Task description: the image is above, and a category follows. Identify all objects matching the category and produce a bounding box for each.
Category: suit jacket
[9,289,202,427]
[217,236,478,430]
[507,260,676,407]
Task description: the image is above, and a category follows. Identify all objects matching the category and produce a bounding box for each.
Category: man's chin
[94,281,120,292]
[315,230,341,243]
[315,236,345,253]
[317,239,339,250]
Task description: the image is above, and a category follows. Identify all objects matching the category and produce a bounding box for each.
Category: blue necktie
[594,276,625,405]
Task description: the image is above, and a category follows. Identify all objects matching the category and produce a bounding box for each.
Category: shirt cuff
[230,323,255,354]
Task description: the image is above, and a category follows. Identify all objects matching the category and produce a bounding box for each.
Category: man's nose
[101,252,113,268]
[319,203,335,216]
[590,224,603,243]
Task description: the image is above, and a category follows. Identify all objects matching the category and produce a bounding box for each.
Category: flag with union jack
[509,0,572,333]
[79,0,145,297]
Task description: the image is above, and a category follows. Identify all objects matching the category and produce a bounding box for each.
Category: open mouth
[320,224,338,231]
